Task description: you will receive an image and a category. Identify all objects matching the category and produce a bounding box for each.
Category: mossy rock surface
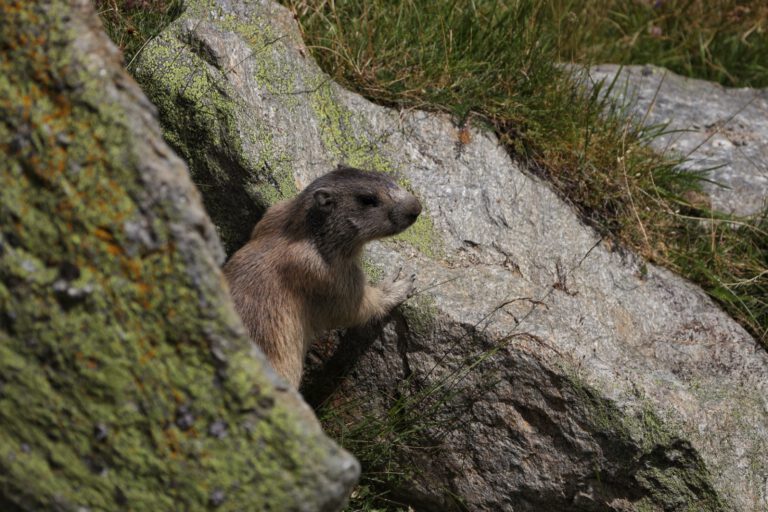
[0,1,357,510]
[133,0,442,257]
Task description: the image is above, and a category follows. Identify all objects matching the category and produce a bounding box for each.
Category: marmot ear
[313,188,334,211]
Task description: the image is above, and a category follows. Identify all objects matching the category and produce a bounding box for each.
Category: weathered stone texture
[135,1,768,510]
[585,64,768,216]
[0,1,357,510]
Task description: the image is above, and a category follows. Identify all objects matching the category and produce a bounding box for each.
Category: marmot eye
[358,194,379,207]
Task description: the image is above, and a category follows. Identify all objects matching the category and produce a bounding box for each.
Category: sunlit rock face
[134,2,768,510]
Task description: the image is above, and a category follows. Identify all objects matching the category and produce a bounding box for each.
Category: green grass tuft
[318,335,503,511]
[95,0,184,69]
[551,0,768,88]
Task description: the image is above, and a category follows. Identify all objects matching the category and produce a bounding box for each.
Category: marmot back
[224,165,422,388]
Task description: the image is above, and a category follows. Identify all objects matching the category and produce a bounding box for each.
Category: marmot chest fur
[223,166,422,388]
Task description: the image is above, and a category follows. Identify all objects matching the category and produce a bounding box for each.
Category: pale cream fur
[224,168,420,388]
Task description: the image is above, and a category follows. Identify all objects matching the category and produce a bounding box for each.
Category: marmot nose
[400,195,422,227]
[406,197,422,224]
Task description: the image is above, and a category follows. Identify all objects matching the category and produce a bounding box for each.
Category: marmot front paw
[381,268,417,307]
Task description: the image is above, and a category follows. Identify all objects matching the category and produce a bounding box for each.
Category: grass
[95,0,183,69]
[317,335,504,511]
[319,390,433,511]
[551,0,768,88]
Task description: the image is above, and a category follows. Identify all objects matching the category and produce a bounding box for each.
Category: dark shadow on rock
[0,496,25,512]
[178,143,268,257]
[301,322,384,409]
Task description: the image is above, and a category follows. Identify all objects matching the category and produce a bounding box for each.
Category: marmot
[223,165,422,388]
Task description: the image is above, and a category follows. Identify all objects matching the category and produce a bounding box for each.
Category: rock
[0,1,358,510]
[584,64,768,216]
[135,1,768,510]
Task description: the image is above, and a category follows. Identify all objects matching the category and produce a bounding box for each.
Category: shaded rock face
[0,1,358,510]
[135,1,768,510]
[585,64,768,217]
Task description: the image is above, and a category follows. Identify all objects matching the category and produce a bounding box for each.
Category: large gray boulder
[585,64,768,216]
[135,1,768,510]
[0,1,358,510]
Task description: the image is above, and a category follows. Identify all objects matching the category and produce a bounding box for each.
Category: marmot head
[300,165,422,258]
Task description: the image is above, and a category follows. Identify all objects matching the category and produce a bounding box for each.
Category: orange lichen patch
[93,198,114,218]
[21,94,32,118]
[137,282,151,297]
[27,154,41,171]
[56,198,75,216]
[51,93,72,116]
[138,290,152,309]
[106,243,123,256]
[51,147,67,175]
[105,178,124,194]
[1,0,23,16]
[139,348,157,365]
[458,126,471,145]
[94,226,114,241]
[163,427,181,458]
[122,258,142,281]
[75,353,99,372]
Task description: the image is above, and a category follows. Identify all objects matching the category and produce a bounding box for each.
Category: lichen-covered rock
[584,64,768,217]
[135,1,768,510]
[0,1,358,510]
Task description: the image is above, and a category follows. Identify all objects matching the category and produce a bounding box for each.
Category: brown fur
[223,166,422,388]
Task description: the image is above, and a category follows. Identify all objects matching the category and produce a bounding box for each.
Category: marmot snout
[224,165,422,388]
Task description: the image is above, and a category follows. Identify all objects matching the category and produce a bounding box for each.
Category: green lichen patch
[400,293,438,336]
[361,257,385,284]
[0,1,353,510]
[133,31,268,254]
[564,372,725,511]
[131,1,304,254]
[124,0,441,259]
[309,80,394,173]
[635,443,724,512]
[392,211,443,259]
[309,80,443,258]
